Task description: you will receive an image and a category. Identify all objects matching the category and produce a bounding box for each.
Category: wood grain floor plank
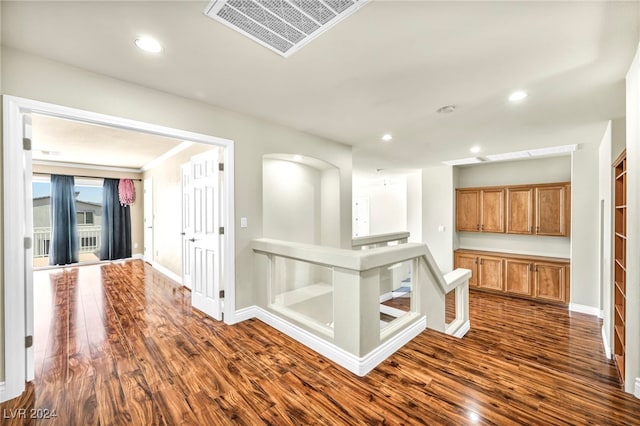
[1,260,638,425]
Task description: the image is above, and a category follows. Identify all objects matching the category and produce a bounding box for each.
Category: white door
[354,197,370,237]
[143,178,153,263]
[186,150,223,320]
[24,114,35,382]
[181,164,193,289]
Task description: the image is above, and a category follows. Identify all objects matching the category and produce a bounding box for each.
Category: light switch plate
[240,217,248,228]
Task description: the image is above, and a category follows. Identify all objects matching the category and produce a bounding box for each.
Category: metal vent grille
[204,0,368,57]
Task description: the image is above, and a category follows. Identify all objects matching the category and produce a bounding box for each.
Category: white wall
[406,171,422,244]
[598,122,613,355]
[624,44,640,393]
[457,156,572,187]
[353,175,407,236]
[143,144,213,277]
[1,47,353,314]
[320,168,341,248]
[0,5,4,381]
[456,156,572,258]
[422,165,455,272]
[263,159,321,245]
[569,144,601,311]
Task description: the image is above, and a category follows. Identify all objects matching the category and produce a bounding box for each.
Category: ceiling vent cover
[204,0,368,57]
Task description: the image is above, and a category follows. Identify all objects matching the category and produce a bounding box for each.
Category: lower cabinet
[454,249,570,305]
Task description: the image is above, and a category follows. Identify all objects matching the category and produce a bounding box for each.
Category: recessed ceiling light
[437,105,456,113]
[293,155,303,161]
[470,146,481,154]
[382,134,393,141]
[508,90,528,102]
[135,36,163,53]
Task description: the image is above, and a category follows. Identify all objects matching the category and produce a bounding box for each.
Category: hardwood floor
[1,260,639,425]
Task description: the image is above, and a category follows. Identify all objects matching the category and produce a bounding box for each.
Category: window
[77,211,95,225]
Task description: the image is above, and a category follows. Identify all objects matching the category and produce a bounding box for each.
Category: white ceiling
[31,114,184,169]
[3,1,638,171]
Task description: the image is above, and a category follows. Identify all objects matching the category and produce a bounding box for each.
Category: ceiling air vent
[204,0,368,57]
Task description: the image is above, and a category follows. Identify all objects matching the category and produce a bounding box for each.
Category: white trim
[450,320,471,338]
[2,96,236,402]
[142,141,193,172]
[226,306,259,325]
[132,253,144,260]
[33,159,142,174]
[569,303,600,317]
[151,262,183,285]
[2,97,27,402]
[254,307,425,376]
[602,325,612,360]
[379,292,392,303]
[635,377,640,399]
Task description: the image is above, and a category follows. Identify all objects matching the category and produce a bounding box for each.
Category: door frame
[2,95,236,402]
[143,177,154,264]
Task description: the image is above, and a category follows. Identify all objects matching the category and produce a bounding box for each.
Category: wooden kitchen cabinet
[478,255,503,291]
[456,189,481,232]
[453,252,478,287]
[460,182,570,236]
[454,249,570,305]
[534,261,568,303]
[506,187,534,234]
[535,185,569,236]
[504,258,534,296]
[455,188,504,233]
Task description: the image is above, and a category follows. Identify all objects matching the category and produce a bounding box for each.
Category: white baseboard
[635,378,640,399]
[451,320,471,338]
[132,253,144,260]
[569,303,600,317]
[379,292,392,303]
[151,262,183,285]
[226,306,258,324]
[601,325,612,360]
[254,307,425,376]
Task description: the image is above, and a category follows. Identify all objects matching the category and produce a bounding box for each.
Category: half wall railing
[252,238,470,376]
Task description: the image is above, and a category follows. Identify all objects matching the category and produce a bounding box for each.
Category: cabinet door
[504,259,533,296]
[507,187,533,234]
[481,189,505,233]
[454,253,478,287]
[456,190,480,232]
[478,256,503,291]
[534,262,566,303]
[535,186,567,236]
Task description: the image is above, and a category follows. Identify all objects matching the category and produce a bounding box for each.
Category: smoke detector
[204,0,369,57]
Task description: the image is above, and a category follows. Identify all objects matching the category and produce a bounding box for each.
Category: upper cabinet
[457,182,570,237]
[535,185,569,236]
[456,188,505,233]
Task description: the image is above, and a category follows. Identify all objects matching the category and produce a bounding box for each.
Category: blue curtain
[100,178,132,260]
[49,175,79,265]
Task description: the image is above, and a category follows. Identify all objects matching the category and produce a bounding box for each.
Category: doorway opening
[2,95,235,403]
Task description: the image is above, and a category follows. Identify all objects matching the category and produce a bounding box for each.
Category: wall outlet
[133,243,138,249]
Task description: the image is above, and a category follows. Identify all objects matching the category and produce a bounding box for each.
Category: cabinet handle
[536,226,540,233]
[535,265,539,272]
[479,259,483,265]
[481,224,485,231]
[529,264,533,271]
[476,224,480,231]
[474,258,478,265]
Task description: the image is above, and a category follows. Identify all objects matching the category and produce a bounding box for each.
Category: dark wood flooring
[1,260,639,425]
